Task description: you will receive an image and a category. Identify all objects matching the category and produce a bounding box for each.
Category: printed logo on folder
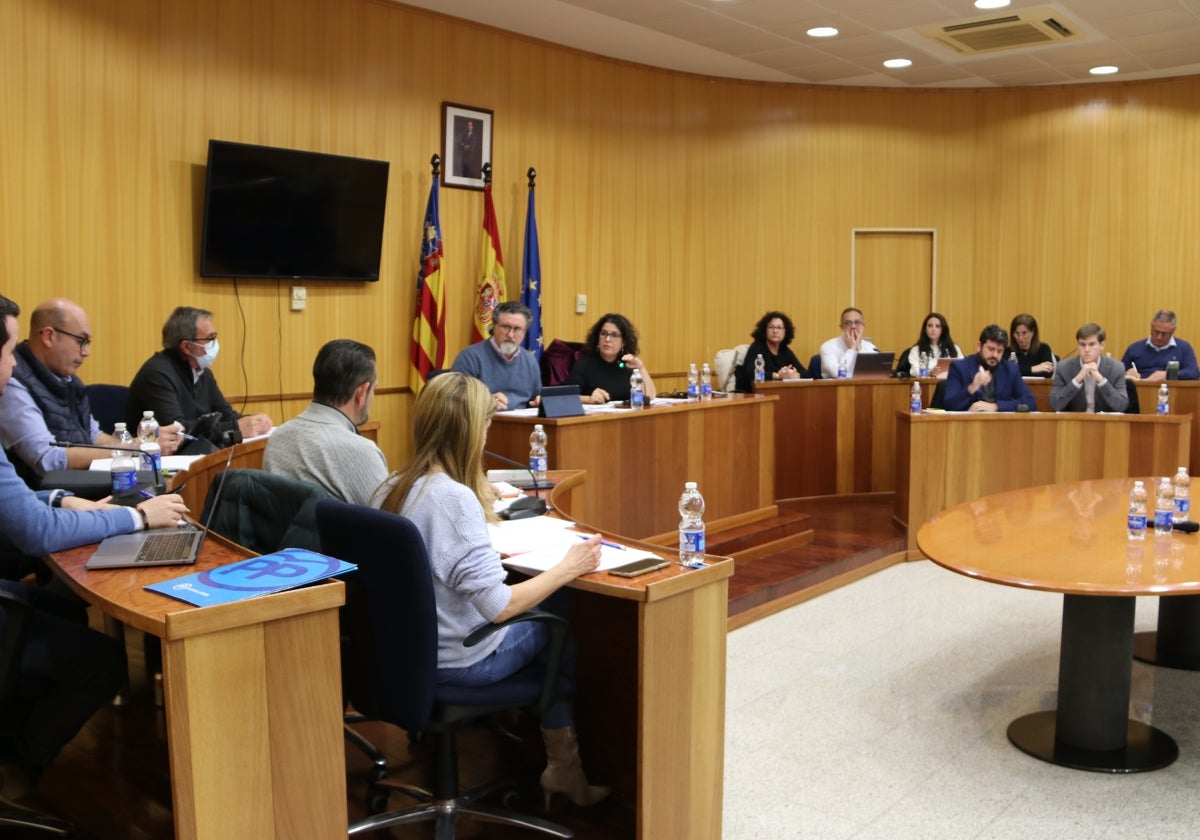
[144,549,355,607]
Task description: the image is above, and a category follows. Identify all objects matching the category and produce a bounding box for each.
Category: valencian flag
[409,166,445,394]
[520,172,543,359]
[472,182,505,343]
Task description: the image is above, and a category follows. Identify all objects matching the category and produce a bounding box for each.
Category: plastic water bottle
[528,424,548,482]
[686,364,699,402]
[110,423,137,495]
[629,368,645,409]
[1173,466,1191,524]
[137,410,162,477]
[700,363,713,401]
[1154,477,1175,536]
[910,382,923,414]
[1157,383,1170,415]
[678,482,706,568]
[754,354,766,384]
[137,410,160,445]
[837,356,848,379]
[1128,480,1148,540]
[1009,351,1018,366]
[918,352,929,378]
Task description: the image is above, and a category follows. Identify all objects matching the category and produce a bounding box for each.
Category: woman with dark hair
[1009,313,1055,377]
[904,312,963,379]
[564,313,657,404]
[734,310,806,392]
[374,372,608,808]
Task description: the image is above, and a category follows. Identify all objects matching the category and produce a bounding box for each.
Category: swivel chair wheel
[501,789,521,810]
[366,765,388,785]
[366,788,390,815]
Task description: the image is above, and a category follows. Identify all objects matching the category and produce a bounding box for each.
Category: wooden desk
[896,411,1192,551]
[545,471,731,840]
[488,397,776,539]
[756,379,918,500]
[47,535,347,839]
[918,478,1192,772]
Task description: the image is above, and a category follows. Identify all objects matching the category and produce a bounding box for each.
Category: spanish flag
[409,173,445,394]
[471,183,505,343]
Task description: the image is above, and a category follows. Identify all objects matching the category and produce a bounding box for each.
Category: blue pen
[178,432,198,441]
[138,489,155,499]
[578,534,625,551]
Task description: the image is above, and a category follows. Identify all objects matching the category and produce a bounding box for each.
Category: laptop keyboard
[135,531,199,564]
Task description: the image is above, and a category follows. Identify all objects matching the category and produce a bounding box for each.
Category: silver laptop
[85,445,236,570]
[852,351,896,379]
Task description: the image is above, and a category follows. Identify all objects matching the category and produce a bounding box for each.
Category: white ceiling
[397,0,1200,87]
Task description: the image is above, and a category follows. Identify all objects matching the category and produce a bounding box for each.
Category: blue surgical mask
[194,338,219,370]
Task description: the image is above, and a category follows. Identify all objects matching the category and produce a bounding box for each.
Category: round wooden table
[917,477,1200,773]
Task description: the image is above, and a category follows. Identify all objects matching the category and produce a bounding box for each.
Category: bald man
[0,298,182,485]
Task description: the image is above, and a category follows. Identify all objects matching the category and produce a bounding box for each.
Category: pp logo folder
[144,548,355,607]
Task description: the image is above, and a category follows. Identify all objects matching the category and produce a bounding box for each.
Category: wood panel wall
[3,0,1199,468]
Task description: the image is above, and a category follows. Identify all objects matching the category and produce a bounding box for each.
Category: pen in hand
[578,533,625,551]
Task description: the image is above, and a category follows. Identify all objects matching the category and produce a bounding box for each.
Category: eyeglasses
[766,324,786,331]
[598,330,622,340]
[494,323,526,335]
[189,333,218,345]
[52,327,92,351]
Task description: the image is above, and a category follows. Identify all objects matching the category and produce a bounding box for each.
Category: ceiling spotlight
[1089,65,1119,76]
[974,0,1011,9]
[807,27,839,38]
[883,58,913,69]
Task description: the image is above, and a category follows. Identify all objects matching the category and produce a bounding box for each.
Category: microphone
[52,440,165,493]
[484,449,550,518]
[1173,520,1199,533]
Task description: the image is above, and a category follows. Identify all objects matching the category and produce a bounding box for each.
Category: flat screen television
[199,140,389,281]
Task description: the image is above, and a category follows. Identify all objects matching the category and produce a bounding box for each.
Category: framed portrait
[441,102,493,190]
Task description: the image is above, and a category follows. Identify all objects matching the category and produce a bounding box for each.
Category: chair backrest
[1126,381,1140,414]
[540,339,583,386]
[85,383,129,435]
[203,468,329,554]
[713,344,748,392]
[807,353,823,380]
[315,498,437,732]
[0,587,32,726]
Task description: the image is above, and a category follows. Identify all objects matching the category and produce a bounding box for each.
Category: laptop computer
[85,445,236,570]
[852,351,896,379]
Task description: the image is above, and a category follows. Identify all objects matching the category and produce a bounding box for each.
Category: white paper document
[89,455,203,472]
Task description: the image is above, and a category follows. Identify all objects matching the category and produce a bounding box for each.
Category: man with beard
[263,339,387,505]
[944,324,1036,412]
[1049,323,1128,413]
[451,301,542,410]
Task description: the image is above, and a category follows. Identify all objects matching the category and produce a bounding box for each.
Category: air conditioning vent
[918,7,1082,55]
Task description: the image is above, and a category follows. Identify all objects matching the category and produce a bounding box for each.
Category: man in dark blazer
[944,324,1037,412]
[1049,323,1128,413]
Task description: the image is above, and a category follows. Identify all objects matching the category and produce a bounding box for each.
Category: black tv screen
[199,140,389,281]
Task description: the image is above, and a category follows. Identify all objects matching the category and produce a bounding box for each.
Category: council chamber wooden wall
[2,0,1199,469]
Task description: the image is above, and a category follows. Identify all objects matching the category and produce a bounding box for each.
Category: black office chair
[807,353,823,380]
[0,588,74,836]
[1126,381,1140,414]
[315,498,574,839]
[930,381,947,410]
[83,384,128,435]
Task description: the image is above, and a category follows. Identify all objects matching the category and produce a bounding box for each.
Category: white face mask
[193,338,219,369]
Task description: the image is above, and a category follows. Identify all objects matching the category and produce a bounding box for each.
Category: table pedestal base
[1008,711,1177,773]
[1133,595,1200,670]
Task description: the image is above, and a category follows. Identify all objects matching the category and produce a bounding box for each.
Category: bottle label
[910,398,922,414]
[111,468,137,493]
[1158,401,1169,415]
[680,528,705,555]
[1155,509,1173,528]
[141,451,162,475]
[1128,513,1147,531]
[755,370,765,383]
[701,383,713,397]
[687,383,698,400]
[631,390,644,409]
[530,456,547,474]
[1176,498,1190,514]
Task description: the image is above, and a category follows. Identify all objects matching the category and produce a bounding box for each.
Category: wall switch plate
[291,286,307,311]
[575,293,587,314]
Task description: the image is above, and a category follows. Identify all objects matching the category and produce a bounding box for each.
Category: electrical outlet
[291,286,307,312]
[575,293,587,314]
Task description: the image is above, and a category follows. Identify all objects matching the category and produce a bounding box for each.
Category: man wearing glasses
[1121,309,1199,381]
[819,307,879,379]
[0,298,183,484]
[126,306,272,450]
[450,301,542,410]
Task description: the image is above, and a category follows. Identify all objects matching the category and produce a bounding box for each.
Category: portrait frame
[441,102,493,191]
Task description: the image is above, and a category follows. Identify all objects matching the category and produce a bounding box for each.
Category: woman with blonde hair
[375,372,608,808]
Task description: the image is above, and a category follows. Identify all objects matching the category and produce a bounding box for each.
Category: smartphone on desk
[608,557,670,578]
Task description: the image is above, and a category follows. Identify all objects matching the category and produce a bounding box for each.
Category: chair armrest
[463,610,570,717]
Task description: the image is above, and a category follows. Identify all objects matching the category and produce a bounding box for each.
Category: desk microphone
[484,449,550,515]
[1173,520,1200,534]
[52,440,166,494]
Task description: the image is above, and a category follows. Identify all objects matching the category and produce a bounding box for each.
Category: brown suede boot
[540,726,610,809]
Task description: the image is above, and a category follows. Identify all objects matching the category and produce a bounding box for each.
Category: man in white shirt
[819,307,879,379]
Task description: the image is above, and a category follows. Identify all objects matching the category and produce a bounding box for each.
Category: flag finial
[483,162,492,185]
[430,154,441,177]
[527,167,537,189]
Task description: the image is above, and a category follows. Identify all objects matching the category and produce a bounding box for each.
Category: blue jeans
[437,620,576,729]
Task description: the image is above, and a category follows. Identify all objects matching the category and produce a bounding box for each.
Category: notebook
[85,445,236,570]
[852,351,896,379]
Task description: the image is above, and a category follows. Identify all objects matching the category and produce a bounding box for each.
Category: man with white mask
[126,306,272,450]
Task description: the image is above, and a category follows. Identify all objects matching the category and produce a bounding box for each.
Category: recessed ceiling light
[807,27,839,38]
[1090,65,1119,76]
[883,58,912,69]
[975,0,1011,9]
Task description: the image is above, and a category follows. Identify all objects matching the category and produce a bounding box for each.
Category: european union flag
[520,183,543,359]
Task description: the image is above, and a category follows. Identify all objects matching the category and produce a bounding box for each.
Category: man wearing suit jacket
[1049,323,1128,413]
[944,324,1037,412]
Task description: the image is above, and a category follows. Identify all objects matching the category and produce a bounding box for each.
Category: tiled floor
[723,560,1200,839]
